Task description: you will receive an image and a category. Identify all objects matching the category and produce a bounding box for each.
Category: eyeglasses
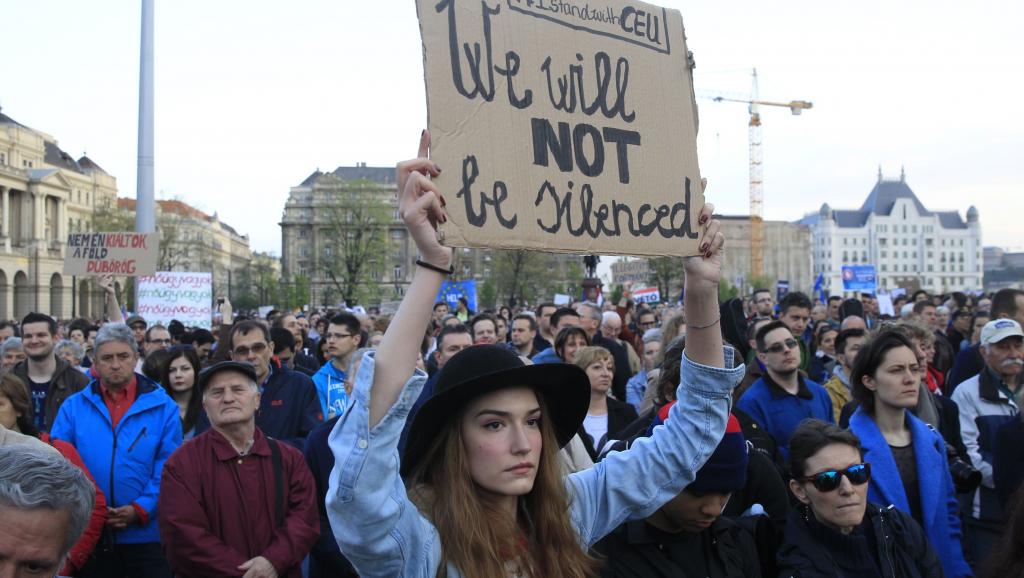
[803,463,871,492]
[761,338,799,354]
[232,342,268,357]
[325,332,354,341]
[146,338,172,345]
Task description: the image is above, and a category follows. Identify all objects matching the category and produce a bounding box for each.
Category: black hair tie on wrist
[415,259,454,276]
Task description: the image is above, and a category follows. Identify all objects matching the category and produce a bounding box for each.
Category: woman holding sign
[326,132,738,578]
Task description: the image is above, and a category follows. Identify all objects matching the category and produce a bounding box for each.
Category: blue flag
[813,272,825,303]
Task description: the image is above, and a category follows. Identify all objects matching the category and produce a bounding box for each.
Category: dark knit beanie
[689,412,748,493]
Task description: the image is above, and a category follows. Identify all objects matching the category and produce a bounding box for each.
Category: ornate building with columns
[0,107,118,320]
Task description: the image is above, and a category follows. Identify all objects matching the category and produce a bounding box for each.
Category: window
[912,225,917,233]
[299,247,309,257]
[881,264,888,272]
[394,265,403,280]
[323,247,332,257]
[881,251,887,258]
[0,153,5,165]
[299,228,308,238]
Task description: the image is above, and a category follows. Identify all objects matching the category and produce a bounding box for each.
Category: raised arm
[98,274,124,323]
[369,131,449,428]
[681,196,724,369]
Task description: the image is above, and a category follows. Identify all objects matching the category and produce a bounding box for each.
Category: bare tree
[320,178,392,306]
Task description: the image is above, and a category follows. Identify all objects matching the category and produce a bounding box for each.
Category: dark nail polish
[434,163,441,173]
[421,129,426,137]
[700,243,708,252]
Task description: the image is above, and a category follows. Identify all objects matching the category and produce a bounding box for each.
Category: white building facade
[799,170,982,295]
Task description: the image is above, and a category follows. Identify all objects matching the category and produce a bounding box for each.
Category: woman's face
[819,330,837,357]
[585,357,614,395]
[561,335,586,363]
[461,386,542,500]
[863,346,920,410]
[58,349,78,366]
[789,443,868,534]
[0,394,19,431]
[167,356,195,395]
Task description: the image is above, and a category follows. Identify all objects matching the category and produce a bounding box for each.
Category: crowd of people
[1,142,1023,577]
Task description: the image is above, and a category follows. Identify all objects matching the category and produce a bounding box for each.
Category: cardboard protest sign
[63,233,158,276]
[136,272,213,329]
[418,0,703,257]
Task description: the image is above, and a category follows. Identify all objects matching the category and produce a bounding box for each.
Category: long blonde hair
[407,389,599,578]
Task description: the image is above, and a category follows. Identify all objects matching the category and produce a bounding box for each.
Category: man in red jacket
[158,361,319,578]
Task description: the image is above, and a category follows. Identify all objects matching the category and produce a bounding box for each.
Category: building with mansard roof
[797,168,982,295]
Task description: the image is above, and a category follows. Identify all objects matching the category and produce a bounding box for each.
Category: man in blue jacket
[196,319,322,448]
[737,320,834,460]
[50,323,181,578]
[311,313,360,420]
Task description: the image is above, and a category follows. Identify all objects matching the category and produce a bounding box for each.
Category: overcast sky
[4,0,1021,264]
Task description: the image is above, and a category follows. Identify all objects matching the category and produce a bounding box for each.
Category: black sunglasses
[803,463,871,492]
[761,338,799,355]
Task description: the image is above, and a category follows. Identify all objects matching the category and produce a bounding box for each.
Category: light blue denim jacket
[327,348,744,577]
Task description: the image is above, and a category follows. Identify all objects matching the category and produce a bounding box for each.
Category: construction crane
[706,69,812,280]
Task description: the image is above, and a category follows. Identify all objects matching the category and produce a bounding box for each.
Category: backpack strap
[267,437,285,527]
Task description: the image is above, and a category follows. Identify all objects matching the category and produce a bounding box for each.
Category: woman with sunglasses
[326,132,740,577]
[847,331,972,577]
[779,419,943,577]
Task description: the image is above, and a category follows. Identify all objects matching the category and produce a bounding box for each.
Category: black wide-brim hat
[401,344,590,477]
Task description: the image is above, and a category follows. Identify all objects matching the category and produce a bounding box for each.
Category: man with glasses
[143,325,173,357]
[751,288,775,319]
[737,320,834,460]
[197,320,321,448]
[313,313,360,421]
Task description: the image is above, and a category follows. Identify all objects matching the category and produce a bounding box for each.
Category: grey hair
[600,311,621,326]
[577,301,602,322]
[642,328,663,344]
[0,445,95,556]
[54,339,85,364]
[94,323,138,354]
[0,337,23,356]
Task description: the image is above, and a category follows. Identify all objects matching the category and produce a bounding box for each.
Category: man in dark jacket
[596,414,768,577]
[159,361,319,578]
[12,312,89,432]
[195,320,322,448]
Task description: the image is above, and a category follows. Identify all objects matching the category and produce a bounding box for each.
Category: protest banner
[553,293,571,306]
[418,0,704,257]
[633,286,660,303]
[841,265,877,292]
[136,272,213,329]
[63,232,158,276]
[438,280,479,312]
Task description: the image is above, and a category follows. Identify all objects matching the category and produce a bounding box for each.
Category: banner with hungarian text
[136,272,213,329]
[63,232,158,276]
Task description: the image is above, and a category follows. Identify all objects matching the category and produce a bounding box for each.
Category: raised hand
[396,130,451,269]
[683,183,724,288]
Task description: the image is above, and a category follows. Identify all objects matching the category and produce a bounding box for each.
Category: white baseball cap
[980,319,1024,346]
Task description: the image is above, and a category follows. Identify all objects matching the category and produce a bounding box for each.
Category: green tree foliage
[492,250,581,308]
[718,279,740,302]
[611,284,624,304]
[479,278,497,311]
[319,178,392,307]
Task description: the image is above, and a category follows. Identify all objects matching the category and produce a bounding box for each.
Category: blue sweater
[850,408,971,578]
[736,373,833,460]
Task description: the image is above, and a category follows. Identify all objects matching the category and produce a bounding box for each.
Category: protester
[777,292,813,372]
[399,324,473,454]
[509,313,539,358]
[159,346,203,440]
[325,141,736,577]
[55,339,88,375]
[469,312,499,345]
[531,309,584,363]
[595,414,765,577]
[578,301,632,400]
[50,323,181,577]
[198,319,322,447]
[313,313,360,420]
[574,346,638,461]
[980,486,1024,578]
[822,328,867,423]
[533,302,557,352]
[159,361,319,578]
[847,331,971,577]
[751,288,774,319]
[777,419,943,576]
[495,314,509,343]
[0,372,108,576]
[0,320,17,344]
[548,326,591,364]
[0,336,24,370]
[625,328,661,412]
[0,445,96,578]
[602,311,641,375]
[271,326,313,377]
[737,320,834,460]
[11,312,90,432]
[126,315,147,351]
[951,318,1024,563]
[143,324,173,358]
[181,328,215,365]
[809,324,837,383]
[273,313,320,374]
[948,288,1024,392]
